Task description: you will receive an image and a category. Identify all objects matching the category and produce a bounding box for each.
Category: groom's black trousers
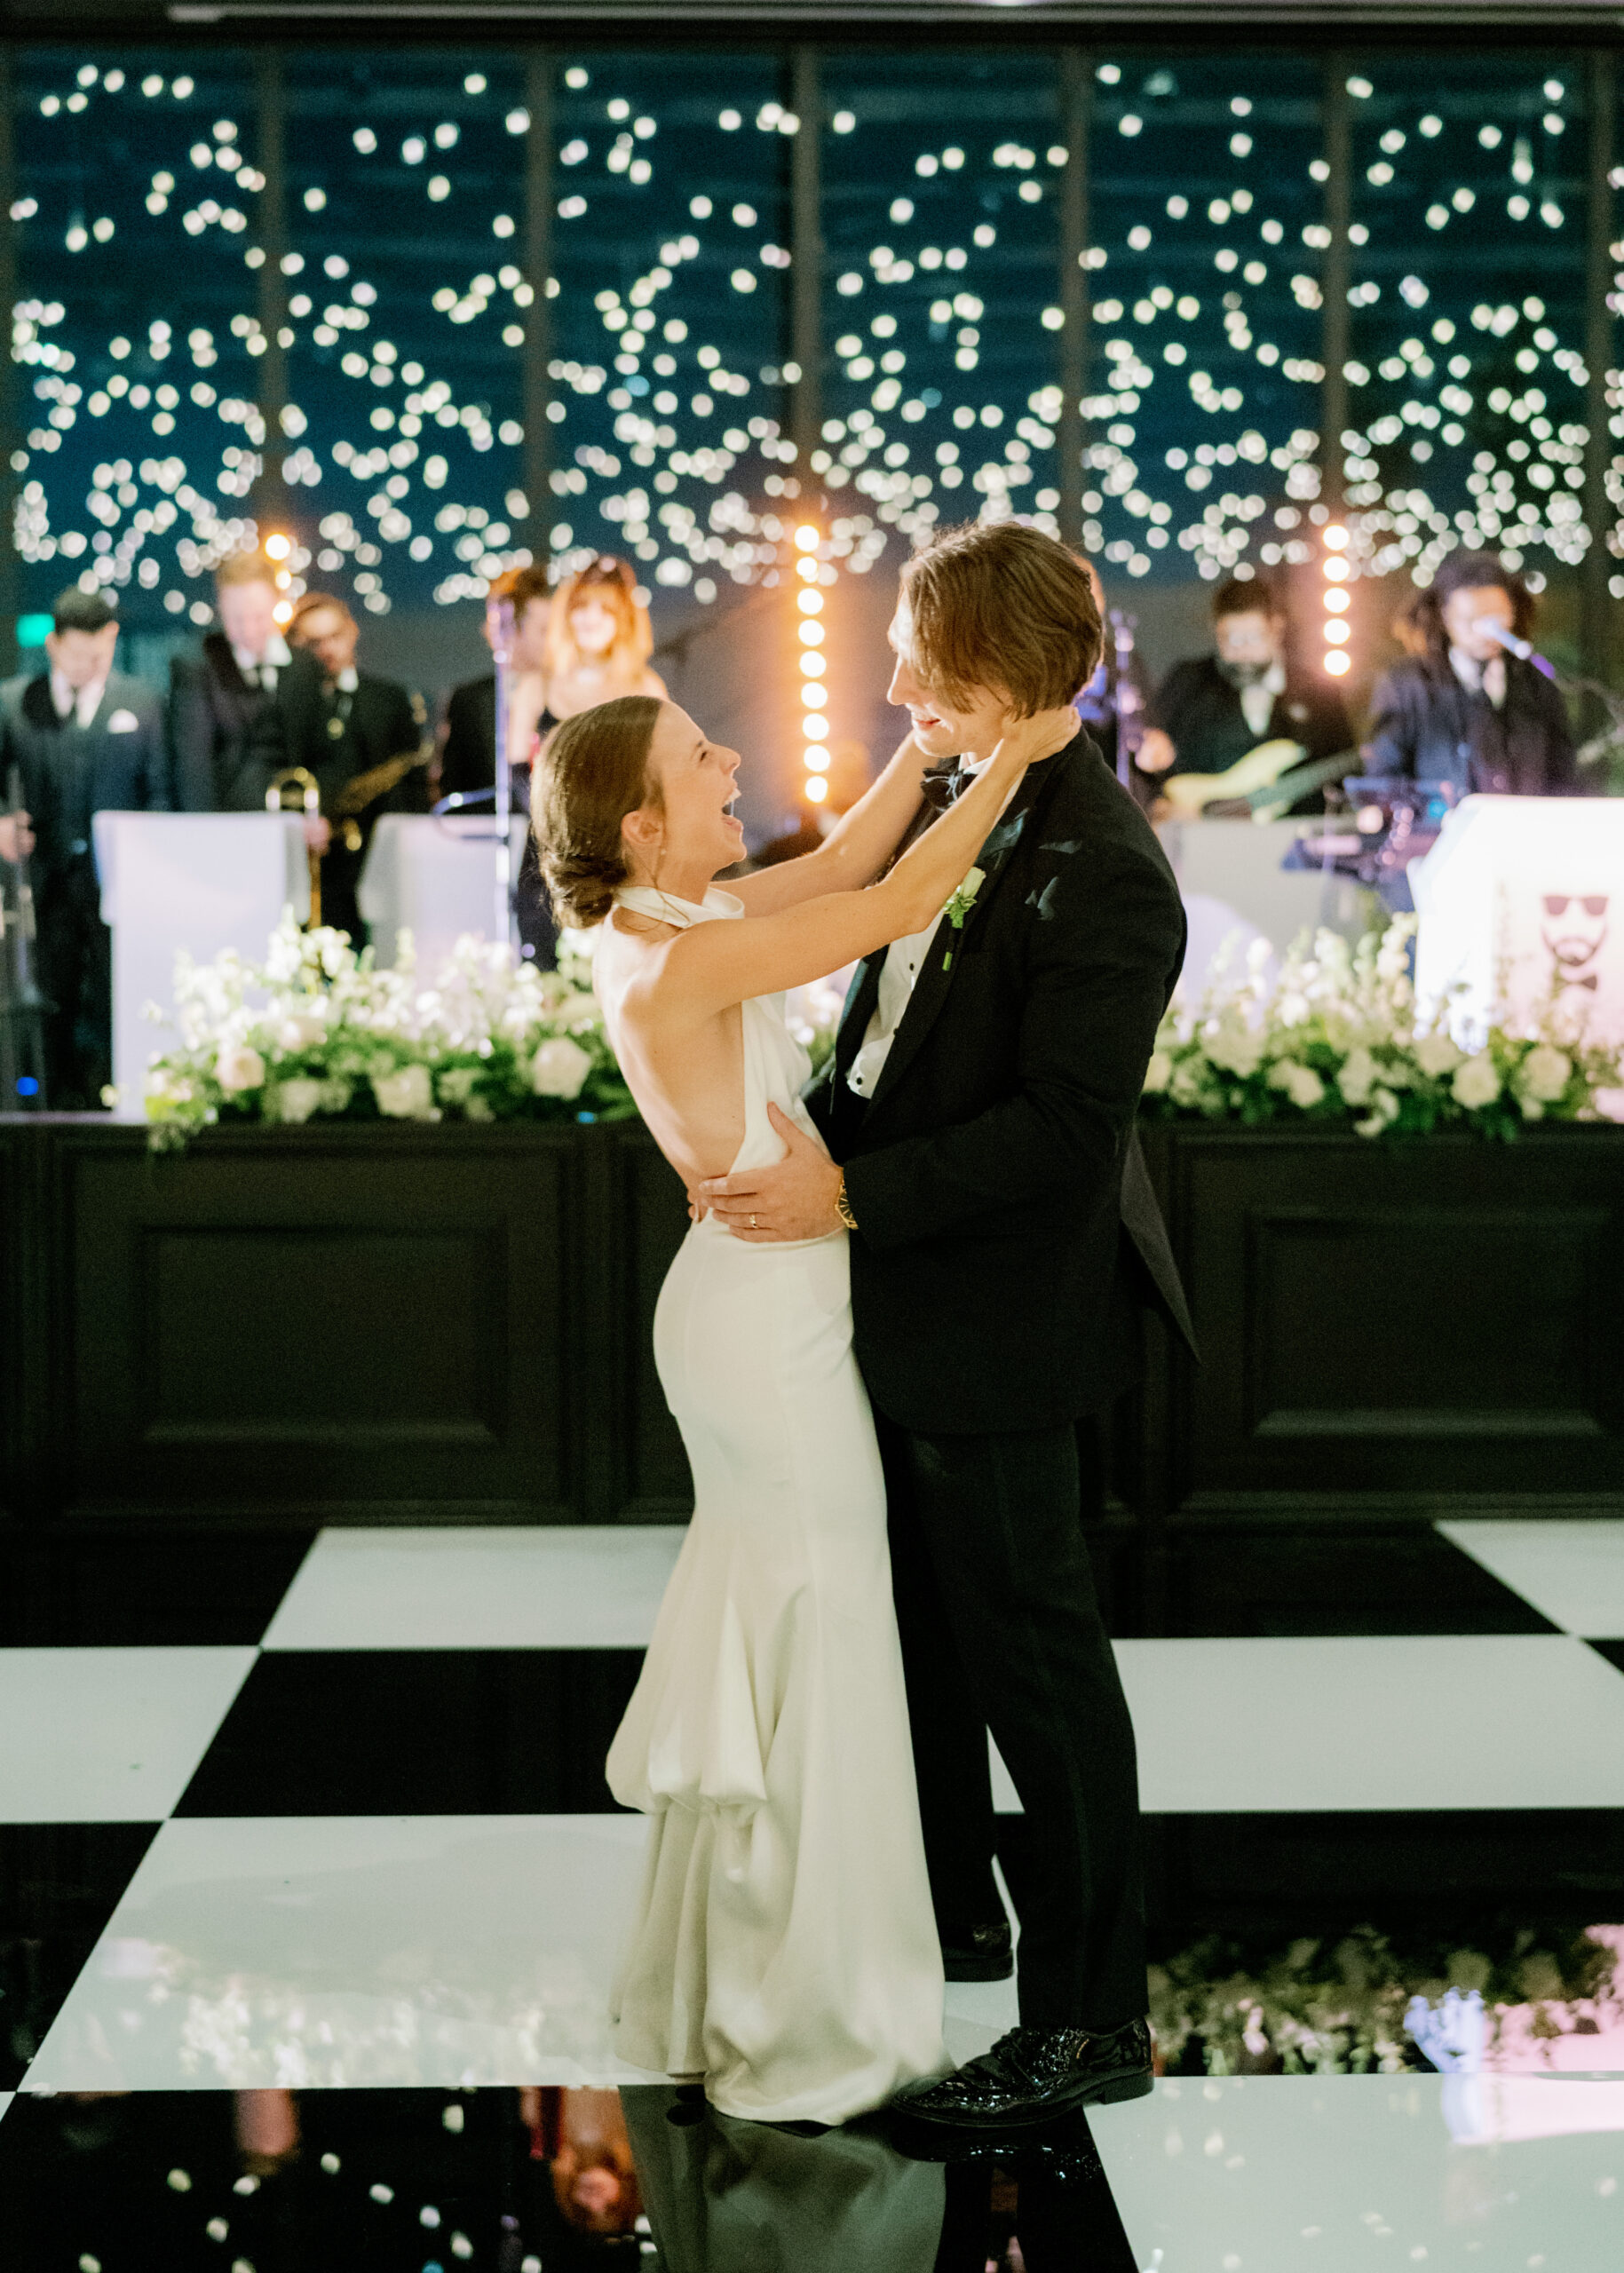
[874,1413,1145,2033]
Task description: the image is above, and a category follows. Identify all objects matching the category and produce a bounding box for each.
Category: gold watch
[835,1171,859,1233]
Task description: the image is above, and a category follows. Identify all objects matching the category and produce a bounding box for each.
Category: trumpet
[265,765,323,928]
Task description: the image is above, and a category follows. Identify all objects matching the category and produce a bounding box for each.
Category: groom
[698,519,1192,2127]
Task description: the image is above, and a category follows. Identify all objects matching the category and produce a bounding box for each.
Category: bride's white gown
[598,884,947,2126]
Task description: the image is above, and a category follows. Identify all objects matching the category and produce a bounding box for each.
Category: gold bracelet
[835,1170,859,1233]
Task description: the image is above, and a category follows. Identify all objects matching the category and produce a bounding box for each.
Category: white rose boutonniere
[940,867,986,971]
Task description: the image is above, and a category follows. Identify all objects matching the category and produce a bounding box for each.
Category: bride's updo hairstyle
[534,694,663,927]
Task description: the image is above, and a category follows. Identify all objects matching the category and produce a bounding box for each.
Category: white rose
[532,1035,594,1099]
[270,1077,325,1124]
[1204,1020,1264,1079]
[1412,1031,1462,1079]
[1452,1053,1501,1111]
[276,1012,327,1053]
[372,1062,436,1120]
[216,1042,265,1095]
[1142,1049,1173,1096]
[437,1066,479,1107]
[1519,1043,1572,1105]
[1336,1046,1379,1106]
[1269,1060,1325,1111]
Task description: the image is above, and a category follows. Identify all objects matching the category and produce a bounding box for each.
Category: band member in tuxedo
[170,550,293,810]
[1137,574,1351,811]
[1,589,166,1106]
[1364,549,1576,796]
[264,593,425,942]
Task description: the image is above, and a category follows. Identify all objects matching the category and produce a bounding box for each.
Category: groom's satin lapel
[865,749,1073,1116]
[833,949,885,1082]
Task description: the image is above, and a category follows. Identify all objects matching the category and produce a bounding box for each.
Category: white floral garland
[1141,915,1624,1139]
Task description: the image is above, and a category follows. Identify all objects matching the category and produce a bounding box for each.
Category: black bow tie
[920,760,968,813]
[1562,971,1600,990]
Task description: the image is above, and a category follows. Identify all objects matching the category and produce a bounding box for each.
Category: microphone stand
[1476,620,1624,773]
[1108,608,1144,792]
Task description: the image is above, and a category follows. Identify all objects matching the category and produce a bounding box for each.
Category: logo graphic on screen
[1541,893,1608,993]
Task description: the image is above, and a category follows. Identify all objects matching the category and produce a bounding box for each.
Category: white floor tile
[1117,1635,1624,1812]
[1096,2074,1624,2271]
[1441,1518,1624,1637]
[261,1526,686,1651]
[28,1810,1011,2095]
[0,2093,11,2127]
[28,1813,662,2092]
[0,1648,256,1824]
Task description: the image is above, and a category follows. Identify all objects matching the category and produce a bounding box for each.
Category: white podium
[357,813,505,970]
[1410,795,1624,1043]
[94,812,310,1118]
[1157,816,1367,991]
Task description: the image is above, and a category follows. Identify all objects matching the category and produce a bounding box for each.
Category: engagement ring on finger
[750,1214,757,1230]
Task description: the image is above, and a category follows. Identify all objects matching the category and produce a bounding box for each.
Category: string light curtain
[6,41,1620,672]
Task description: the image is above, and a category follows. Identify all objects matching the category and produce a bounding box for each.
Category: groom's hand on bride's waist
[696,1104,846,1241]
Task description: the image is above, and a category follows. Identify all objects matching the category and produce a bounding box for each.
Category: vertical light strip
[1321,519,1351,677]
[794,520,829,801]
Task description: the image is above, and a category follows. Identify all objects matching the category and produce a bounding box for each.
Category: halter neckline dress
[598,883,947,2126]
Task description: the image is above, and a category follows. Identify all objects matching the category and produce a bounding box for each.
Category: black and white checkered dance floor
[4,1518,1624,2267]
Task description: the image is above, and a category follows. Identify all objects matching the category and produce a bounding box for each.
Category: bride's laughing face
[622,702,744,883]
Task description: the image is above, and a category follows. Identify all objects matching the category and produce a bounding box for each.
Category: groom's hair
[900,521,1102,717]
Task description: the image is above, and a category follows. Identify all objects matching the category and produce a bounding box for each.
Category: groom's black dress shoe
[940,1919,1014,1983]
[891,2021,1153,2130]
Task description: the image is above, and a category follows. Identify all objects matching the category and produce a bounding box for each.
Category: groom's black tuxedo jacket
[804,727,1193,1437]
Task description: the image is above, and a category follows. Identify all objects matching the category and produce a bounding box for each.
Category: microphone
[1470,616,1535,662]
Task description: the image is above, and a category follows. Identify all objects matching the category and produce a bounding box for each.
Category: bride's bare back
[595,908,751,1189]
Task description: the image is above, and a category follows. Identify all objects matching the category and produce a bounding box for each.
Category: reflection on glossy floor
[3,2076,1623,2269]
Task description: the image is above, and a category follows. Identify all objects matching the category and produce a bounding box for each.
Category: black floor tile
[1161,1525,1562,1637]
[0,1822,160,2088]
[1588,1639,1624,1676]
[174,1649,646,1816]
[0,2085,1136,2273]
[0,1530,315,1645]
[0,2086,637,2273]
[1141,1807,1624,1945]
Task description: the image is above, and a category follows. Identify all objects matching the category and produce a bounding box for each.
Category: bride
[533,694,1044,2126]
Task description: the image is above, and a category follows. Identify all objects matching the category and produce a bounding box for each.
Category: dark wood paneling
[1155,1127,1624,1509]
[6,1116,1624,1533]
[57,1122,580,1523]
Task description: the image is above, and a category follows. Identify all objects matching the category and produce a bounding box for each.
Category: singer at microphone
[1363,548,1577,799]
